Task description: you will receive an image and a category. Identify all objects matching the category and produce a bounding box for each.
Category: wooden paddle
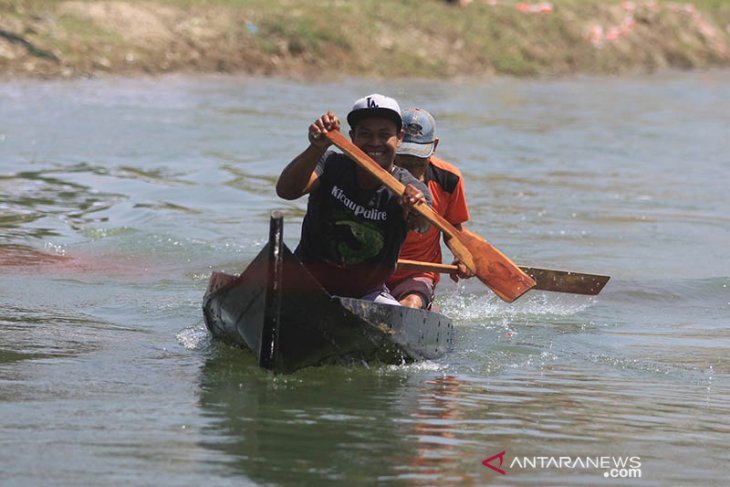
[397,259,610,296]
[458,228,609,295]
[324,130,536,303]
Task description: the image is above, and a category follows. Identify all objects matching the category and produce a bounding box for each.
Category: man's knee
[390,277,434,309]
[399,293,425,309]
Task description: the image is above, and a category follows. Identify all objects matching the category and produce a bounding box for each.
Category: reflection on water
[199,347,497,486]
[199,345,413,484]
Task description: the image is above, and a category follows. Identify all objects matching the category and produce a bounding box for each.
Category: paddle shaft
[324,130,536,302]
[397,259,610,296]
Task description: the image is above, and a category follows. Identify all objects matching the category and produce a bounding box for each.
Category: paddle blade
[520,267,610,295]
[458,229,536,302]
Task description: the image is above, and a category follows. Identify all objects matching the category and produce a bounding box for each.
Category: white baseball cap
[347,93,403,129]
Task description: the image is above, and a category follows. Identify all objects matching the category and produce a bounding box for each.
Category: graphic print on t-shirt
[325,206,384,266]
[330,185,387,222]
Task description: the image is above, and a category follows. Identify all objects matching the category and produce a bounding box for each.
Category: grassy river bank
[1,0,730,80]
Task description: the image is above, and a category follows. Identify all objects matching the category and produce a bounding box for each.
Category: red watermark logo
[482,450,507,475]
[482,451,642,479]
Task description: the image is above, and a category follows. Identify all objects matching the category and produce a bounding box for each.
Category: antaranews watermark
[483,451,642,479]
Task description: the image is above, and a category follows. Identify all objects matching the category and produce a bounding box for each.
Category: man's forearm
[276,144,326,199]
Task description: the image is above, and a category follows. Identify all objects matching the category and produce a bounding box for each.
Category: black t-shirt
[294,151,431,298]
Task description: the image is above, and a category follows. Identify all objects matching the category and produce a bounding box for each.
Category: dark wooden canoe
[202,211,454,373]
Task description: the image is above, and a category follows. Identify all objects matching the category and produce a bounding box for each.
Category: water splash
[176,325,211,351]
[440,289,596,323]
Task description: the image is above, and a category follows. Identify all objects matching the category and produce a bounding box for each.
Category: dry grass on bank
[1,0,729,80]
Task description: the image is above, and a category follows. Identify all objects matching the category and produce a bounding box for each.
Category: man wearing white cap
[387,108,473,309]
[276,94,432,305]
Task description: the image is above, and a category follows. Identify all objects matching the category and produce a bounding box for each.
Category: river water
[1,70,728,486]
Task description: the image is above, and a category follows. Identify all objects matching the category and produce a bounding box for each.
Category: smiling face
[349,117,403,170]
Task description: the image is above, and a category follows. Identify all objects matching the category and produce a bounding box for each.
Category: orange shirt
[387,157,470,287]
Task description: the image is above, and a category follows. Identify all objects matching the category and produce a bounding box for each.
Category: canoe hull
[202,212,454,373]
